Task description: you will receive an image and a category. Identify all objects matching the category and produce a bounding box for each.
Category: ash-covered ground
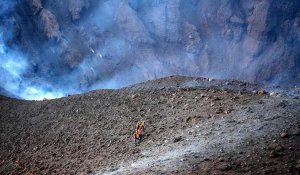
[0,76,300,175]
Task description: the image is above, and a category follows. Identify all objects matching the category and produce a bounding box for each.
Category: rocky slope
[0,0,299,99]
[0,76,299,174]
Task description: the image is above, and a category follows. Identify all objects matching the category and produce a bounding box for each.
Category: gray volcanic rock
[28,0,43,15]
[0,0,299,98]
[69,0,90,21]
[38,9,60,38]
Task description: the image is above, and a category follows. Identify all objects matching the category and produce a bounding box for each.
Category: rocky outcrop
[1,0,299,98]
[38,9,60,38]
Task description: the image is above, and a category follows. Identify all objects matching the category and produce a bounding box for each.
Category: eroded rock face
[28,0,43,15]
[1,0,299,97]
[69,0,90,21]
[38,9,60,38]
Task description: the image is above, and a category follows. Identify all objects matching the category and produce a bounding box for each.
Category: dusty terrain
[0,76,300,175]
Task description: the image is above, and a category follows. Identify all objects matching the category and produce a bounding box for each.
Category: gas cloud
[0,0,299,100]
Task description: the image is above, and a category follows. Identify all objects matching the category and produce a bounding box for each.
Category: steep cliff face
[0,0,299,99]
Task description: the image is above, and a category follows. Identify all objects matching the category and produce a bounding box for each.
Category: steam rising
[0,32,64,100]
[0,0,299,100]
